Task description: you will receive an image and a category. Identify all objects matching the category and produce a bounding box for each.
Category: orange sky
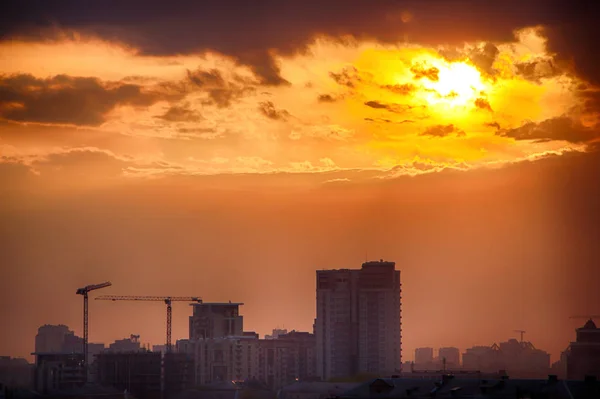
[1,2,600,364]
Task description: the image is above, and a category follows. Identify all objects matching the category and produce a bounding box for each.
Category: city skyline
[4,259,595,366]
[2,0,600,382]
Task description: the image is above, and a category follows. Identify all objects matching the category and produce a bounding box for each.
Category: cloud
[156,104,203,122]
[258,101,290,121]
[474,98,493,112]
[497,117,598,143]
[381,83,416,95]
[4,0,600,94]
[186,68,255,108]
[317,94,337,103]
[485,121,501,130]
[421,124,466,138]
[468,42,500,76]
[514,59,558,83]
[364,101,416,114]
[410,63,440,81]
[289,124,354,141]
[0,73,160,126]
[329,66,362,88]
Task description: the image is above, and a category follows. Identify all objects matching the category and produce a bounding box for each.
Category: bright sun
[420,61,487,108]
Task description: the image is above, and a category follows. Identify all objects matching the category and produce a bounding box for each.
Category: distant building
[164,352,195,395]
[462,339,550,378]
[96,352,161,399]
[567,319,600,380]
[34,325,72,353]
[188,302,244,340]
[33,353,85,395]
[414,348,434,366]
[315,260,402,380]
[0,357,33,390]
[257,331,317,389]
[265,328,288,340]
[107,334,142,353]
[188,336,259,385]
[438,347,460,369]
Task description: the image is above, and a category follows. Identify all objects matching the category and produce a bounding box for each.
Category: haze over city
[1,0,599,378]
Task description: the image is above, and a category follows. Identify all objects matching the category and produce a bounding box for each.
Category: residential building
[0,357,33,390]
[34,325,72,354]
[188,302,244,340]
[414,348,434,366]
[315,260,402,380]
[164,352,194,395]
[189,336,260,385]
[256,331,317,389]
[33,353,85,394]
[462,339,550,378]
[567,318,600,380]
[438,347,460,369]
[265,328,288,340]
[96,351,161,399]
[107,335,142,353]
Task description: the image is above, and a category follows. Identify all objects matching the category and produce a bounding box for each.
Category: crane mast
[76,281,112,382]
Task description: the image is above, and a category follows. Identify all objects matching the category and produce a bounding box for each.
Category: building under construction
[96,351,161,399]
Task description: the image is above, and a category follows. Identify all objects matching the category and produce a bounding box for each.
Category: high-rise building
[188,302,244,340]
[315,260,402,380]
[415,348,434,366]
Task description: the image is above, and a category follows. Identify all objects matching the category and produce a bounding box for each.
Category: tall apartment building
[315,260,402,380]
[189,302,244,340]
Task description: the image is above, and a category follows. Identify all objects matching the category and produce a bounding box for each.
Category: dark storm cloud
[421,124,465,138]
[474,98,493,112]
[258,101,290,121]
[2,0,600,93]
[0,74,159,126]
[497,117,599,143]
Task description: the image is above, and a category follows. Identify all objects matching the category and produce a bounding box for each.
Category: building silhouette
[188,302,244,340]
[566,319,600,380]
[439,347,461,369]
[315,260,402,380]
[462,338,550,378]
[414,348,434,367]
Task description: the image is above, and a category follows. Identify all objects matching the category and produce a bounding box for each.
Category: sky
[1,0,599,363]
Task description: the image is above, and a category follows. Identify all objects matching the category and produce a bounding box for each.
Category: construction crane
[76,281,112,381]
[514,330,526,343]
[95,296,202,353]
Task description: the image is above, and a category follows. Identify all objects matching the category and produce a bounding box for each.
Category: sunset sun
[419,60,488,108]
